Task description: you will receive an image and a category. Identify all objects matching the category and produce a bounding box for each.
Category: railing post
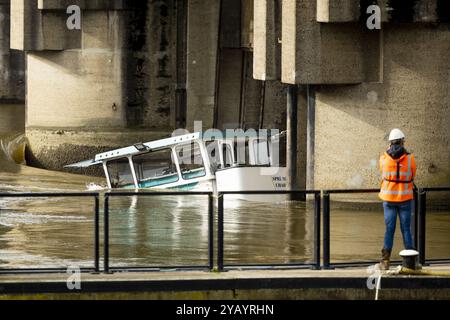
[94,195,100,273]
[418,189,427,265]
[217,193,224,272]
[322,191,331,269]
[208,193,214,271]
[313,192,321,270]
[104,194,110,273]
[413,188,419,250]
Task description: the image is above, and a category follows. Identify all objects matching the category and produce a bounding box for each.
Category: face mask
[388,144,405,159]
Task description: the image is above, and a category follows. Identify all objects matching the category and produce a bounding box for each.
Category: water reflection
[222,199,313,265]
[0,197,95,268]
[108,196,210,267]
[107,196,314,267]
[329,209,450,262]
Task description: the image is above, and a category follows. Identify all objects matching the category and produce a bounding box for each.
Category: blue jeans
[383,200,414,250]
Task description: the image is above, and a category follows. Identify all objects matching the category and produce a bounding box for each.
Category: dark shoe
[380,248,391,270]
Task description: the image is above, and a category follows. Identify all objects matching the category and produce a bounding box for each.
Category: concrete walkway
[1,265,450,300]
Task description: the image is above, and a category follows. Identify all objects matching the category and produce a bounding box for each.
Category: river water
[0,135,449,269]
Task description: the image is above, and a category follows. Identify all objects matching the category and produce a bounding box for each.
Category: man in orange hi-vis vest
[378,128,417,270]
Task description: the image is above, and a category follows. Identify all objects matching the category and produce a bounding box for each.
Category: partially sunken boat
[66,130,289,200]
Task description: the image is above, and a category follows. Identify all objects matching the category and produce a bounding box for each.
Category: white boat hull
[215,166,289,202]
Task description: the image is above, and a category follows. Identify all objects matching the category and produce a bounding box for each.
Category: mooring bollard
[400,249,420,270]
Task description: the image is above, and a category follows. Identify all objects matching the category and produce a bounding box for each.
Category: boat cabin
[66,131,287,193]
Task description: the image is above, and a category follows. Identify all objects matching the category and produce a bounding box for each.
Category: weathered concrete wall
[216,49,242,129]
[317,0,360,22]
[186,0,220,129]
[25,128,169,174]
[145,0,176,128]
[282,0,365,85]
[220,0,241,49]
[2,267,450,300]
[4,0,448,189]
[26,11,127,129]
[297,87,308,191]
[241,0,254,49]
[215,0,287,132]
[0,1,24,99]
[11,1,180,170]
[0,103,24,134]
[24,9,129,169]
[126,0,176,129]
[2,287,450,300]
[0,0,25,134]
[263,81,287,130]
[10,0,81,51]
[240,53,262,129]
[221,50,287,132]
[253,0,280,80]
[317,0,450,23]
[209,0,243,130]
[314,24,450,190]
[37,0,126,10]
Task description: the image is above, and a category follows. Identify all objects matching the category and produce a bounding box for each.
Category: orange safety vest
[379,152,416,202]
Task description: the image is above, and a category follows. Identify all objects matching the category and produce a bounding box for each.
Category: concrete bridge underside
[0,0,448,191]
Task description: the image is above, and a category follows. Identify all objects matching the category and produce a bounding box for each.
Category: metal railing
[217,190,321,271]
[417,187,450,265]
[322,189,389,269]
[103,191,214,273]
[0,192,100,274]
[322,187,450,269]
[0,187,448,273]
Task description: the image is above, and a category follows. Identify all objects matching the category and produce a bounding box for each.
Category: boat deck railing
[0,187,448,274]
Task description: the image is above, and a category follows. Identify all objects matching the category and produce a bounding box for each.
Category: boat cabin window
[221,143,234,168]
[106,158,135,188]
[206,140,220,171]
[252,139,270,165]
[269,134,286,167]
[176,142,206,180]
[233,139,250,165]
[132,149,179,187]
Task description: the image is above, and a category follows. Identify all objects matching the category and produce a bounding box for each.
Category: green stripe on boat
[168,182,199,191]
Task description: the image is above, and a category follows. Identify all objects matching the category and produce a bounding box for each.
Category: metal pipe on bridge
[287,84,300,200]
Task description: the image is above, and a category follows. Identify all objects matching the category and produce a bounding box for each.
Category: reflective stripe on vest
[380,189,413,195]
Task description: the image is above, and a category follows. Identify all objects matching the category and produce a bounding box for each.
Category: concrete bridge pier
[24,8,129,170]
[10,1,173,171]
[279,0,450,199]
[0,0,24,135]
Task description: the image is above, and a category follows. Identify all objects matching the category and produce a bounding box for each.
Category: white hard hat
[388,128,405,141]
